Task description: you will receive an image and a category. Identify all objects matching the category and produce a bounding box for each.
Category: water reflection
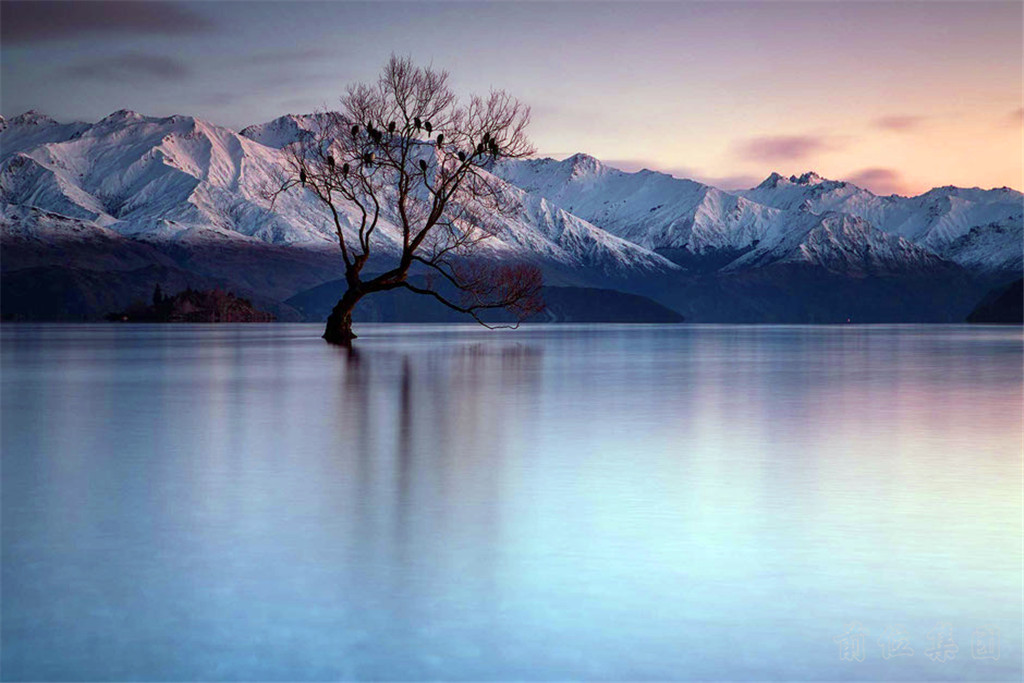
[1,324,1020,681]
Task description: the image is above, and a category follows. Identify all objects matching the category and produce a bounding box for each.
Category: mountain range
[1,109,1020,322]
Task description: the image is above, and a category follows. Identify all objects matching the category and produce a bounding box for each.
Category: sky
[2,0,1021,195]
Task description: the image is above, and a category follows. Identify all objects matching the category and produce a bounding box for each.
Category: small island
[107,286,275,323]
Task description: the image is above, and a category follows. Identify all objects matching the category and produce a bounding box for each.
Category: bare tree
[269,56,544,345]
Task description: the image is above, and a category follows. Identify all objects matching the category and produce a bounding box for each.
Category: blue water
[2,323,1021,681]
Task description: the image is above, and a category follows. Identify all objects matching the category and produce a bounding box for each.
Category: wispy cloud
[1,1,212,44]
[65,53,191,82]
[846,167,907,195]
[735,135,835,163]
[1007,107,1024,128]
[874,115,925,132]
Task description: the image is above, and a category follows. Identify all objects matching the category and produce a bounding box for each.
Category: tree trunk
[323,288,362,346]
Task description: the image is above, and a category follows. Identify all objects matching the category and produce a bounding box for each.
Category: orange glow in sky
[2,1,1021,194]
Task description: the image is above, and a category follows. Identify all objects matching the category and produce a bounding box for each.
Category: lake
[2,323,1021,681]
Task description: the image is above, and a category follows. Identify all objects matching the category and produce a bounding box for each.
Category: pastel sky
[2,1,1021,194]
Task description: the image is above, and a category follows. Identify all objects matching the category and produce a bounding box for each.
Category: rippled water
[2,323,1021,681]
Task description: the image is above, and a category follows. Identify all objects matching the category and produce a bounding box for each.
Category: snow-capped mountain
[722,211,949,275]
[941,221,1023,275]
[493,154,983,276]
[0,111,678,281]
[495,153,785,254]
[0,109,387,247]
[495,155,1021,275]
[739,171,1022,273]
[239,113,326,149]
[1,109,1018,322]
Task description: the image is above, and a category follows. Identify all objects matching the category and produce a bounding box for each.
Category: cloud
[1,1,212,44]
[735,135,834,163]
[1007,107,1024,128]
[845,167,908,195]
[65,53,191,81]
[874,115,925,132]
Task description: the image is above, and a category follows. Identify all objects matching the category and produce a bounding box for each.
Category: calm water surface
[2,323,1021,681]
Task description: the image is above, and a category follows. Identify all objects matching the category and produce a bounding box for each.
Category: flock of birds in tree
[299,117,502,187]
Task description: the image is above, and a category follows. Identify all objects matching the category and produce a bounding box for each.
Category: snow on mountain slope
[1,111,678,282]
[940,220,1023,274]
[239,114,673,274]
[1,153,112,222]
[740,172,1022,271]
[494,154,936,276]
[471,176,679,275]
[495,154,779,252]
[0,203,178,272]
[0,112,315,247]
[740,172,876,213]
[724,211,949,275]
[0,111,92,153]
[497,156,1020,274]
[0,109,381,248]
[239,114,326,149]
